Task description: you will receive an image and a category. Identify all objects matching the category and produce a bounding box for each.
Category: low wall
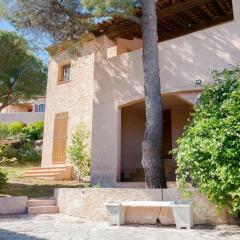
[0,196,28,215]
[54,188,230,225]
[0,113,44,124]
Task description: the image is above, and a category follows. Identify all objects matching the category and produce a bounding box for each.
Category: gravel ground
[0,214,239,240]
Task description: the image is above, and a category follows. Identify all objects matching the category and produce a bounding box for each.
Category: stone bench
[105,200,193,229]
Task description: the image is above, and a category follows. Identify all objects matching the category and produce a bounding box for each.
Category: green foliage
[0,169,8,191]
[0,142,41,164]
[21,121,44,141]
[68,124,91,181]
[8,121,25,138]
[174,66,240,214]
[0,122,9,139]
[0,31,47,111]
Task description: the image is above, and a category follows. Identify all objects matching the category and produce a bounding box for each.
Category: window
[59,64,71,83]
[38,104,46,112]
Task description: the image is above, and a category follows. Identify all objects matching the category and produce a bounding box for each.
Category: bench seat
[105,200,193,230]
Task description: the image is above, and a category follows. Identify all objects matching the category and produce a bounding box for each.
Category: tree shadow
[0,228,46,240]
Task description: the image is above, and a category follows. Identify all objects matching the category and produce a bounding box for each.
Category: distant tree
[0,31,47,111]
[10,0,166,188]
[174,66,240,214]
[0,0,5,18]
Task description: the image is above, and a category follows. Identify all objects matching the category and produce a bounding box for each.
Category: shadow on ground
[0,228,46,240]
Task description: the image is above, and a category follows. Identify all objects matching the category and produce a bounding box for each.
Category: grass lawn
[0,164,86,198]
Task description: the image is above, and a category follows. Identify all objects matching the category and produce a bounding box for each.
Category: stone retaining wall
[0,196,28,215]
[54,188,230,225]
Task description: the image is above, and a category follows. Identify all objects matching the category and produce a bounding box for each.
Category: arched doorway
[120,94,193,183]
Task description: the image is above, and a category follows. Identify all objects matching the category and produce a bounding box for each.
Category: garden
[0,121,84,198]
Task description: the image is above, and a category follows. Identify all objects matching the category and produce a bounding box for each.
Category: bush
[174,66,240,214]
[8,121,25,138]
[0,122,9,139]
[21,121,44,141]
[0,169,8,191]
[0,142,41,164]
[68,124,91,181]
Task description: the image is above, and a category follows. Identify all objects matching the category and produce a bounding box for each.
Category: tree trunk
[141,0,167,188]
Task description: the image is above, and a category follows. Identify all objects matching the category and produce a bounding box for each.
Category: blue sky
[0,20,49,64]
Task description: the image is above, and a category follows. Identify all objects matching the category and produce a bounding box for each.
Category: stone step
[26,169,66,174]
[28,206,59,215]
[24,166,73,181]
[24,172,61,177]
[27,199,56,207]
[31,166,68,171]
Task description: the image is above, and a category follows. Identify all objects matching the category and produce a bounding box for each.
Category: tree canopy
[8,0,140,42]
[0,31,47,111]
[174,66,240,214]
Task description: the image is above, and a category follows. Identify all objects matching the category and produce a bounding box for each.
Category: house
[1,96,46,113]
[38,0,239,186]
[0,96,46,124]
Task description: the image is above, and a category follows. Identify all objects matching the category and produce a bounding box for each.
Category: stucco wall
[42,42,95,167]
[0,196,27,215]
[55,188,230,225]
[91,0,240,186]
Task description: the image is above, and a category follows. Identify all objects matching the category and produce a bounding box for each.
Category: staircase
[123,168,145,182]
[24,165,72,181]
[27,199,59,215]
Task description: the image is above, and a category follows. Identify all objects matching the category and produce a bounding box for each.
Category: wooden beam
[157,0,215,20]
[215,0,229,14]
[159,13,233,41]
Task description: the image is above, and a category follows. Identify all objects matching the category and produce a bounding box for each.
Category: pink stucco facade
[42,0,240,186]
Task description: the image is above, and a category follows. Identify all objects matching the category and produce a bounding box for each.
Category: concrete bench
[105,200,193,229]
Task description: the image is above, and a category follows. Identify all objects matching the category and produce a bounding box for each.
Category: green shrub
[68,124,91,181]
[0,122,9,139]
[8,121,25,138]
[22,121,44,141]
[0,169,8,191]
[173,66,240,214]
[0,142,41,164]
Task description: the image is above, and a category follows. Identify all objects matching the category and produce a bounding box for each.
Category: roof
[93,0,234,41]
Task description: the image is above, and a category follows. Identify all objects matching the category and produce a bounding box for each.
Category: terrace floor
[0,214,239,240]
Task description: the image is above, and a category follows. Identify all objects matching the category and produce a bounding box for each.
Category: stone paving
[0,214,239,240]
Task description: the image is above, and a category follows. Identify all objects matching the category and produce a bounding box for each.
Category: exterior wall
[117,37,143,55]
[55,188,231,225]
[91,0,240,186]
[41,42,95,167]
[1,104,31,113]
[0,196,28,215]
[0,113,44,124]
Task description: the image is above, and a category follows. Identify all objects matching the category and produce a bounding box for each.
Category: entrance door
[52,112,68,164]
[162,110,172,159]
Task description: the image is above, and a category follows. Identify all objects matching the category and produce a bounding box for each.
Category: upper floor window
[58,63,71,83]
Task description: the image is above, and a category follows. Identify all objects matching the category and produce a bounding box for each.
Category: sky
[0,20,49,64]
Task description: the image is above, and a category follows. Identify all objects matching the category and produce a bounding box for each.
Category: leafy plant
[0,169,8,191]
[8,121,25,138]
[0,142,41,164]
[68,124,91,181]
[0,122,9,139]
[21,121,44,141]
[173,66,240,214]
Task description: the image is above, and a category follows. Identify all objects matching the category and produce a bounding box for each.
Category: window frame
[58,63,72,84]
